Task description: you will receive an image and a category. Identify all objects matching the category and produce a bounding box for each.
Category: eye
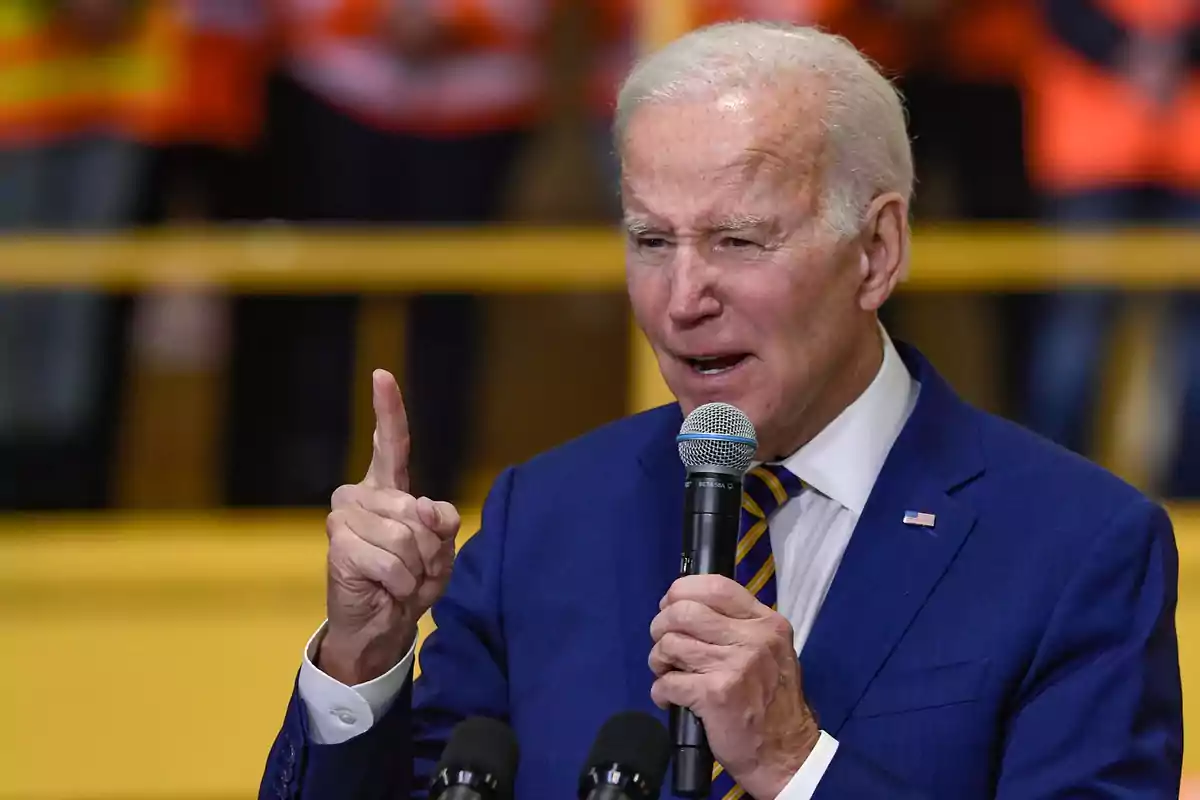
[720,237,760,249]
[635,236,671,250]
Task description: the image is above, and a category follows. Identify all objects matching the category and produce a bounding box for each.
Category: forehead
[620,88,825,225]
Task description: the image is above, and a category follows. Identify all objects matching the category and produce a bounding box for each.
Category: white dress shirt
[298,327,919,798]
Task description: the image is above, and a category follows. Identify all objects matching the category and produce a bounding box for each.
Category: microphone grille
[677,402,757,472]
[582,711,671,797]
[435,717,520,799]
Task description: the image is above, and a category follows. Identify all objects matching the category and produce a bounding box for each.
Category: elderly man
[259,21,1182,799]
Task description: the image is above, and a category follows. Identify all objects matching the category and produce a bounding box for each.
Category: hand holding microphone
[319,369,462,685]
[654,403,820,799]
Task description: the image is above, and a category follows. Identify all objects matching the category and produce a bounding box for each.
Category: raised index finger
[364,369,410,492]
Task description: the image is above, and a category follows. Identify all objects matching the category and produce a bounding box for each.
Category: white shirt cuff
[775,731,839,800]
[296,620,416,745]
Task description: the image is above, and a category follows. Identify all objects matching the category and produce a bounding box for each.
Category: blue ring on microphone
[676,432,757,446]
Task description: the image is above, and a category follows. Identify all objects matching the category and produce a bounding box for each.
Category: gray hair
[614,21,914,239]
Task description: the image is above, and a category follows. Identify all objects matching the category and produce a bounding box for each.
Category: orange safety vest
[134,0,274,150]
[1025,0,1200,193]
[586,0,911,120]
[0,1,174,146]
[278,0,551,136]
[940,0,1038,85]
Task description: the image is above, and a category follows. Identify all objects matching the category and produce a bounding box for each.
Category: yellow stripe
[750,466,788,505]
[713,762,723,780]
[723,786,747,800]
[736,518,767,565]
[741,493,765,520]
[746,554,775,596]
[0,52,168,110]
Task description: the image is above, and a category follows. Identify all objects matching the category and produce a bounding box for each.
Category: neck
[765,323,884,460]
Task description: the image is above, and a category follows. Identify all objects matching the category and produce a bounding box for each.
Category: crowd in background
[0,0,1197,511]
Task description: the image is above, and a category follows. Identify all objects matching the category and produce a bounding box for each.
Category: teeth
[686,354,744,375]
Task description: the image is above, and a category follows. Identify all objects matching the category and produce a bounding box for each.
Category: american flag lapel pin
[903,510,936,528]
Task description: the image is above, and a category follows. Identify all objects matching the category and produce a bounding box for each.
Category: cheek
[626,264,670,329]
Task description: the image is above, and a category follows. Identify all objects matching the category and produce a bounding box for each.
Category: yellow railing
[1,225,1198,421]
[1,226,1198,291]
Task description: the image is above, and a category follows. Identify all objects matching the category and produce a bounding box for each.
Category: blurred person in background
[0,0,276,510]
[897,0,1037,222]
[0,0,156,509]
[1019,0,1200,495]
[133,0,274,225]
[584,0,914,221]
[225,0,552,507]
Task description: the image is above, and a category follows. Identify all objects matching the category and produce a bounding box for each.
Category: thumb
[417,497,461,540]
[364,369,411,491]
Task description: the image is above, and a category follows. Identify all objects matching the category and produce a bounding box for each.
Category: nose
[666,248,721,328]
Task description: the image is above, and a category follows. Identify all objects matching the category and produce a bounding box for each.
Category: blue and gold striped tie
[708,463,805,800]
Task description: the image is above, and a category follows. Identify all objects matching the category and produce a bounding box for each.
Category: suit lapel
[620,406,686,718]
[800,346,985,734]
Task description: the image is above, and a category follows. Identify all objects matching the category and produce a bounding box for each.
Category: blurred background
[1,0,1199,796]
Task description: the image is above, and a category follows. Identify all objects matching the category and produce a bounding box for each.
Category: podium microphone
[430,717,520,800]
[578,711,671,800]
[671,402,757,798]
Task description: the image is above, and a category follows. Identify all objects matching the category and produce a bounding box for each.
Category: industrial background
[2,0,1199,796]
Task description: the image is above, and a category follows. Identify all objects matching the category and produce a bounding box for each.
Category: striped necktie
[708,463,806,800]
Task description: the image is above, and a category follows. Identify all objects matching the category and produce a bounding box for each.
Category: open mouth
[685,354,749,376]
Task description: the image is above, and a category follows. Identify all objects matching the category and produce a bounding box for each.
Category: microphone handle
[672,469,742,798]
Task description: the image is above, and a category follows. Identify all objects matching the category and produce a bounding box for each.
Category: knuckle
[330,483,358,509]
[390,491,417,518]
[710,673,739,705]
[326,511,351,542]
[766,613,793,646]
[380,516,411,549]
[676,600,703,628]
[661,632,688,660]
[657,632,678,660]
[385,556,416,596]
[650,679,669,707]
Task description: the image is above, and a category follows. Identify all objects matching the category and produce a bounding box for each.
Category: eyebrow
[706,215,770,232]
[623,218,658,236]
[624,215,772,236]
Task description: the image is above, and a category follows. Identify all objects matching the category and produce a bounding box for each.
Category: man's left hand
[650,574,821,800]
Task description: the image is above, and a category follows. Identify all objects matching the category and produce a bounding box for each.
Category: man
[259,21,1183,799]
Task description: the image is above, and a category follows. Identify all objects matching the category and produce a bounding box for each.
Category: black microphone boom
[430,717,520,800]
[578,711,671,800]
[671,403,758,798]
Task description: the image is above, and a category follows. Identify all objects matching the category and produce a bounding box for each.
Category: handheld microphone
[430,717,520,800]
[577,710,671,800]
[671,402,757,798]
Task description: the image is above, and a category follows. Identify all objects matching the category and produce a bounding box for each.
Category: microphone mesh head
[582,711,671,797]
[436,717,520,800]
[677,402,757,472]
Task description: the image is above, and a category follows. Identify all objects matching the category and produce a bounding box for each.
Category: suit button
[331,706,357,726]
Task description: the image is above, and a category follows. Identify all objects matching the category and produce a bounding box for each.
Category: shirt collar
[776,326,918,516]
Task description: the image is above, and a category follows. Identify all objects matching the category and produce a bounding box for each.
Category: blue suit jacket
[260,343,1183,799]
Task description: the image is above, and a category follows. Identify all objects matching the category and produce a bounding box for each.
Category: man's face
[622,88,877,457]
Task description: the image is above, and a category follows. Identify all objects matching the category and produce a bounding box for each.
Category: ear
[856,192,909,312]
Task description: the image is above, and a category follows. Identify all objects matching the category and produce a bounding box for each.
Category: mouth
[682,353,751,376]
